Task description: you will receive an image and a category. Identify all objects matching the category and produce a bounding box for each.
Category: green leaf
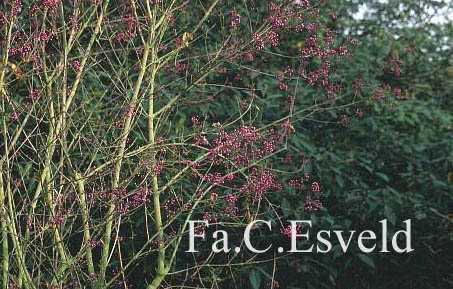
[281,198,291,217]
[358,254,375,269]
[376,172,390,183]
[336,174,345,188]
[384,206,396,225]
[249,269,261,289]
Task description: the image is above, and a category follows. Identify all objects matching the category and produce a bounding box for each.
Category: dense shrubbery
[260,1,453,288]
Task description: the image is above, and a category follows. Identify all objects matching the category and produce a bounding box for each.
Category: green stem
[0,173,8,289]
[0,174,34,289]
[0,20,10,284]
[146,7,167,279]
[23,2,110,284]
[146,272,168,289]
[76,172,95,287]
[99,19,152,287]
[0,16,16,289]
